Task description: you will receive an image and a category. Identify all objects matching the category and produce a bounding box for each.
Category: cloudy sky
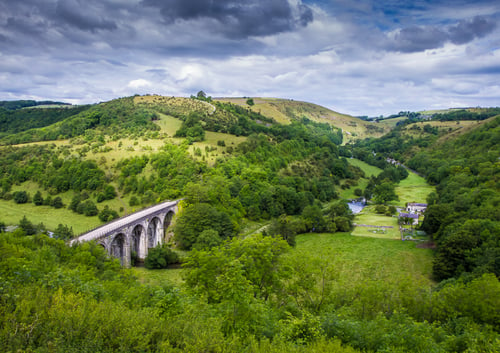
[1,0,499,116]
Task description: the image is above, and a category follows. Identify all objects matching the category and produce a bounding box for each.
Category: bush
[192,229,222,251]
[77,200,99,216]
[375,204,387,214]
[53,224,74,240]
[144,245,179,269]
[13,191,29,204]
[52,196,64,209]
[98,206,119,222]
[33,190,44,205]
[129,195,139,207]
[19,215,36,235]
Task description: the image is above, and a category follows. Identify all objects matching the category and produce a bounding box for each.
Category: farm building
[406,202,427,214]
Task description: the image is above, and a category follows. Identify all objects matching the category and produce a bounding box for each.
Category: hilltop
[217,97,388,142]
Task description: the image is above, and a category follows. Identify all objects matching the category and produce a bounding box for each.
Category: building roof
[407,203,427,207]
[399,213,419,219]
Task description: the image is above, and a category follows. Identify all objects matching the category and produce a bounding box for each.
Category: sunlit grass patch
[0,198,101,234]
[131,266,185,287]
[346,158,383,177]
[394,172,434,207]
[294,232,434,284]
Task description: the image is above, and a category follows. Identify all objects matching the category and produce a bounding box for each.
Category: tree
[174,203,234,250]
[13,191,29,204]
[144,244,179,269]
[19,215,36,235]
[301,204,327,232]
[246,98,255,106]
[33,190,44,206]
[373,181,398,204]
[53,223,74,240]
[77,200,98,216]
[184,234,289,302]
[192,229,222,251]
[98,206,119,222]
[52,196,64,209]
[267,215,306,246]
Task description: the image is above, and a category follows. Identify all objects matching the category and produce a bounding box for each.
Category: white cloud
[127,79,152,89]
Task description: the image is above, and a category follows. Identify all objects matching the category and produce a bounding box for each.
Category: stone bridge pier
[70,200,179,267]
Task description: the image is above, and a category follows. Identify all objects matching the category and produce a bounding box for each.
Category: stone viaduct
[69,200,180,267]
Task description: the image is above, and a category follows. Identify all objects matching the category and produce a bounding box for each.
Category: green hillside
[217,97,389,143]
[1,96,499,352]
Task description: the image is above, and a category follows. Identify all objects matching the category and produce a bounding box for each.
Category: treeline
[0,97,160,144]
[0,105,90,136]
[0,100,70,110]
[432,108,500,122]
[0,144,118,221]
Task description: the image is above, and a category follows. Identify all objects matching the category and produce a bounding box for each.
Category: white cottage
[406,202,427,214]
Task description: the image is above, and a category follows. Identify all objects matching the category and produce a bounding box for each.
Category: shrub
[52,196,64,209]
[13,191,29,204]
[144,245,179,269]
[33,190,44,205]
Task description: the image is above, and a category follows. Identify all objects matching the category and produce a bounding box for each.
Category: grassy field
[378,117,407,128]
[340,159,382,199]
[292,232,433,285]
[0,198,101,234]
[130,231,434,290]
[153,113,183,137]
[394,171,434,207]
[352,205,400,239]
[347,158,383,177]
[131,266,184,287]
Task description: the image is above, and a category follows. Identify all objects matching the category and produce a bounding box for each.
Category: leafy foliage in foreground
[1,230,499,352]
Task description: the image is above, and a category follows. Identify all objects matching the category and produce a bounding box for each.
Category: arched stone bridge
[69,200,180,267]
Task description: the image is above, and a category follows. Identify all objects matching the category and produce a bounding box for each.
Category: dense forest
[1,97,499,352]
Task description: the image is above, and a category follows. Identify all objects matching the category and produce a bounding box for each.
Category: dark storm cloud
[388,15,497,52]
[448,16,497,44]
[141,0,313,38]
[55,0,118,32]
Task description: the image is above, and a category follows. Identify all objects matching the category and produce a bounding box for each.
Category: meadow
[138,231,434,296]
[393,171,434,207]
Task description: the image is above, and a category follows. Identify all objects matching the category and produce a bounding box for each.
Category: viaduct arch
[70,200,180,267]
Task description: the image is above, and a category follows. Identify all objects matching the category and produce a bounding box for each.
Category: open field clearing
[378,117,407,128]
[0,198,101,234]
[133,230,434,291]
[153,113,183,136]
[352,206,400,239]
[394,171,434,207]
[131,266,184,286]
[347,158,383,177]
[293,232,433,285]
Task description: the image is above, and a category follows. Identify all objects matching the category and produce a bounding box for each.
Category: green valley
[1,96,499,352]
